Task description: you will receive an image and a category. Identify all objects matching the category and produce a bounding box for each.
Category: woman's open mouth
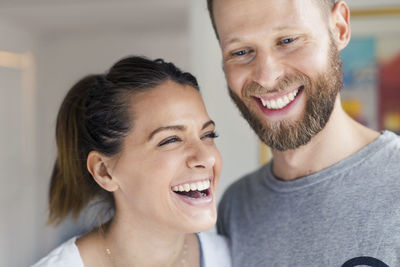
[171,179,213,205]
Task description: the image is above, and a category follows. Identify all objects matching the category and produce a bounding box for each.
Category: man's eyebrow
[222,26,299,47]
[272,26,298,32]
[222,37,242,48]
[147,120,215,141]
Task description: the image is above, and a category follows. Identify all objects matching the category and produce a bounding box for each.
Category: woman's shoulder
[198,231,231,267]
[31,236,84,267]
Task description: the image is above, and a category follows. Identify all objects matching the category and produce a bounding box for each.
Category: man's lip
[253,85,305,115]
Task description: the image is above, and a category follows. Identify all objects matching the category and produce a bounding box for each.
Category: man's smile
[255,86,303,110]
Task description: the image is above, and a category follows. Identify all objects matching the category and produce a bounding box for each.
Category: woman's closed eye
[158,131,218,147]
[158,136,182,147]
[202,131,219,140]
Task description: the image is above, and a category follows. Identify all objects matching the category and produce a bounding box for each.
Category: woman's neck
[77,214,200,267]
[105,215,198,267]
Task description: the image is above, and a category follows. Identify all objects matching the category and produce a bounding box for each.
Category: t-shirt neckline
[263,131,394,193]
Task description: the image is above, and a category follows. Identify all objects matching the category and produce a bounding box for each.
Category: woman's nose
[186,142,216,169]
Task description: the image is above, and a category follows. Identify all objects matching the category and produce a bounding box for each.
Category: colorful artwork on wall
[379,48,400,134]
[341,34,400,134]
[341,37,378,129]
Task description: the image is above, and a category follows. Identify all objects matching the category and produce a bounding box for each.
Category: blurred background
[0,0,399,266]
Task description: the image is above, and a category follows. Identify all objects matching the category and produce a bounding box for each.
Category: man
[207,0,400,266]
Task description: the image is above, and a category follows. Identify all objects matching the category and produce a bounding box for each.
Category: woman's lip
[171,177,212,188]
[171,187,214,206]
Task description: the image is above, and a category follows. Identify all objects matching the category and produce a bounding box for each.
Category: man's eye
[279,37,296,45]
[158,137,181,146]
[232,50,248,57]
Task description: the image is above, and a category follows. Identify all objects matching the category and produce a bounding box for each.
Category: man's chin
[229,88,314,151]
[258,121,315,151]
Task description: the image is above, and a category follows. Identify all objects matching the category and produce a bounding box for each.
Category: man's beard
[229,41,343,151]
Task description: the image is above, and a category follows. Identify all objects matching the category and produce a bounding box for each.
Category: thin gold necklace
[105,247,116,267]
[103,236,189,267]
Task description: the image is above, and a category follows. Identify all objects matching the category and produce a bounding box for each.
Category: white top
[198,232,231,267]
[32,232,231,267]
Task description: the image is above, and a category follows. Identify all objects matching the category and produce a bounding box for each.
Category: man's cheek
[227,73,245,97]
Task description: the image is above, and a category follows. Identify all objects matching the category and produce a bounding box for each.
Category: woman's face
[109,80,222,233]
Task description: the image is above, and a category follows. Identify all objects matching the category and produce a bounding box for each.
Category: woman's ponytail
[48,75,101,225]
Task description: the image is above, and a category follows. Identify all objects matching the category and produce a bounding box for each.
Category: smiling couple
[33,0,400,266]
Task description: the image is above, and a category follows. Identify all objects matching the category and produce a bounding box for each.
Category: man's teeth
[172,180,210,192]
[260,88,299,110]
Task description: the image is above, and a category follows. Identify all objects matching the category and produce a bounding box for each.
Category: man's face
[213,0,344,151]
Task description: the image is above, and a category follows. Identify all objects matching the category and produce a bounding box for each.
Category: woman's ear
[330,0,351,51]
[87,151,119,192]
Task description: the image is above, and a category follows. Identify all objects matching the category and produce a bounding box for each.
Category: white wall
[0,19,38,267]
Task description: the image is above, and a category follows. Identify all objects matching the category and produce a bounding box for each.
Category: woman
[33,56,230,267]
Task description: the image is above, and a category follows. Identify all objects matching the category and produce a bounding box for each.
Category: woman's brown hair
[48,56,199,225]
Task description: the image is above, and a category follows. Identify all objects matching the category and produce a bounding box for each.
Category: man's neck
[271,99,380,181]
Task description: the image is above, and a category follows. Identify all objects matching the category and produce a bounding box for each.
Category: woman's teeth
[260,88,299,110]
[172,180,210,193]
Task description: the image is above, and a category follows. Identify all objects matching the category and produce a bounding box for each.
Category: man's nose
[252,51,283,89]
[186,142,216,170]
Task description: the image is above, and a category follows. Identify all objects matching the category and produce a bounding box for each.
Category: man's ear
[330,0,351,51]
[87,151,119,192]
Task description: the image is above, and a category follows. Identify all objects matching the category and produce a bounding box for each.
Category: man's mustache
[242,73,309,98]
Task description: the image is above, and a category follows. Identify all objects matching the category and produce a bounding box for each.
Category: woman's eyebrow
[147,125,185,141]
[202,120,215,130]
[147,120,215,141]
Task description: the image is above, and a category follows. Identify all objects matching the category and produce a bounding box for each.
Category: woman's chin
[170,189,217,232]
[180,209,217,233]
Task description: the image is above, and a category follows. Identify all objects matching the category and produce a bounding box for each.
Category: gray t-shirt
[218,131,400,267]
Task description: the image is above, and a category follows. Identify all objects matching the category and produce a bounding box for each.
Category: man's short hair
[206,0,337,40]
